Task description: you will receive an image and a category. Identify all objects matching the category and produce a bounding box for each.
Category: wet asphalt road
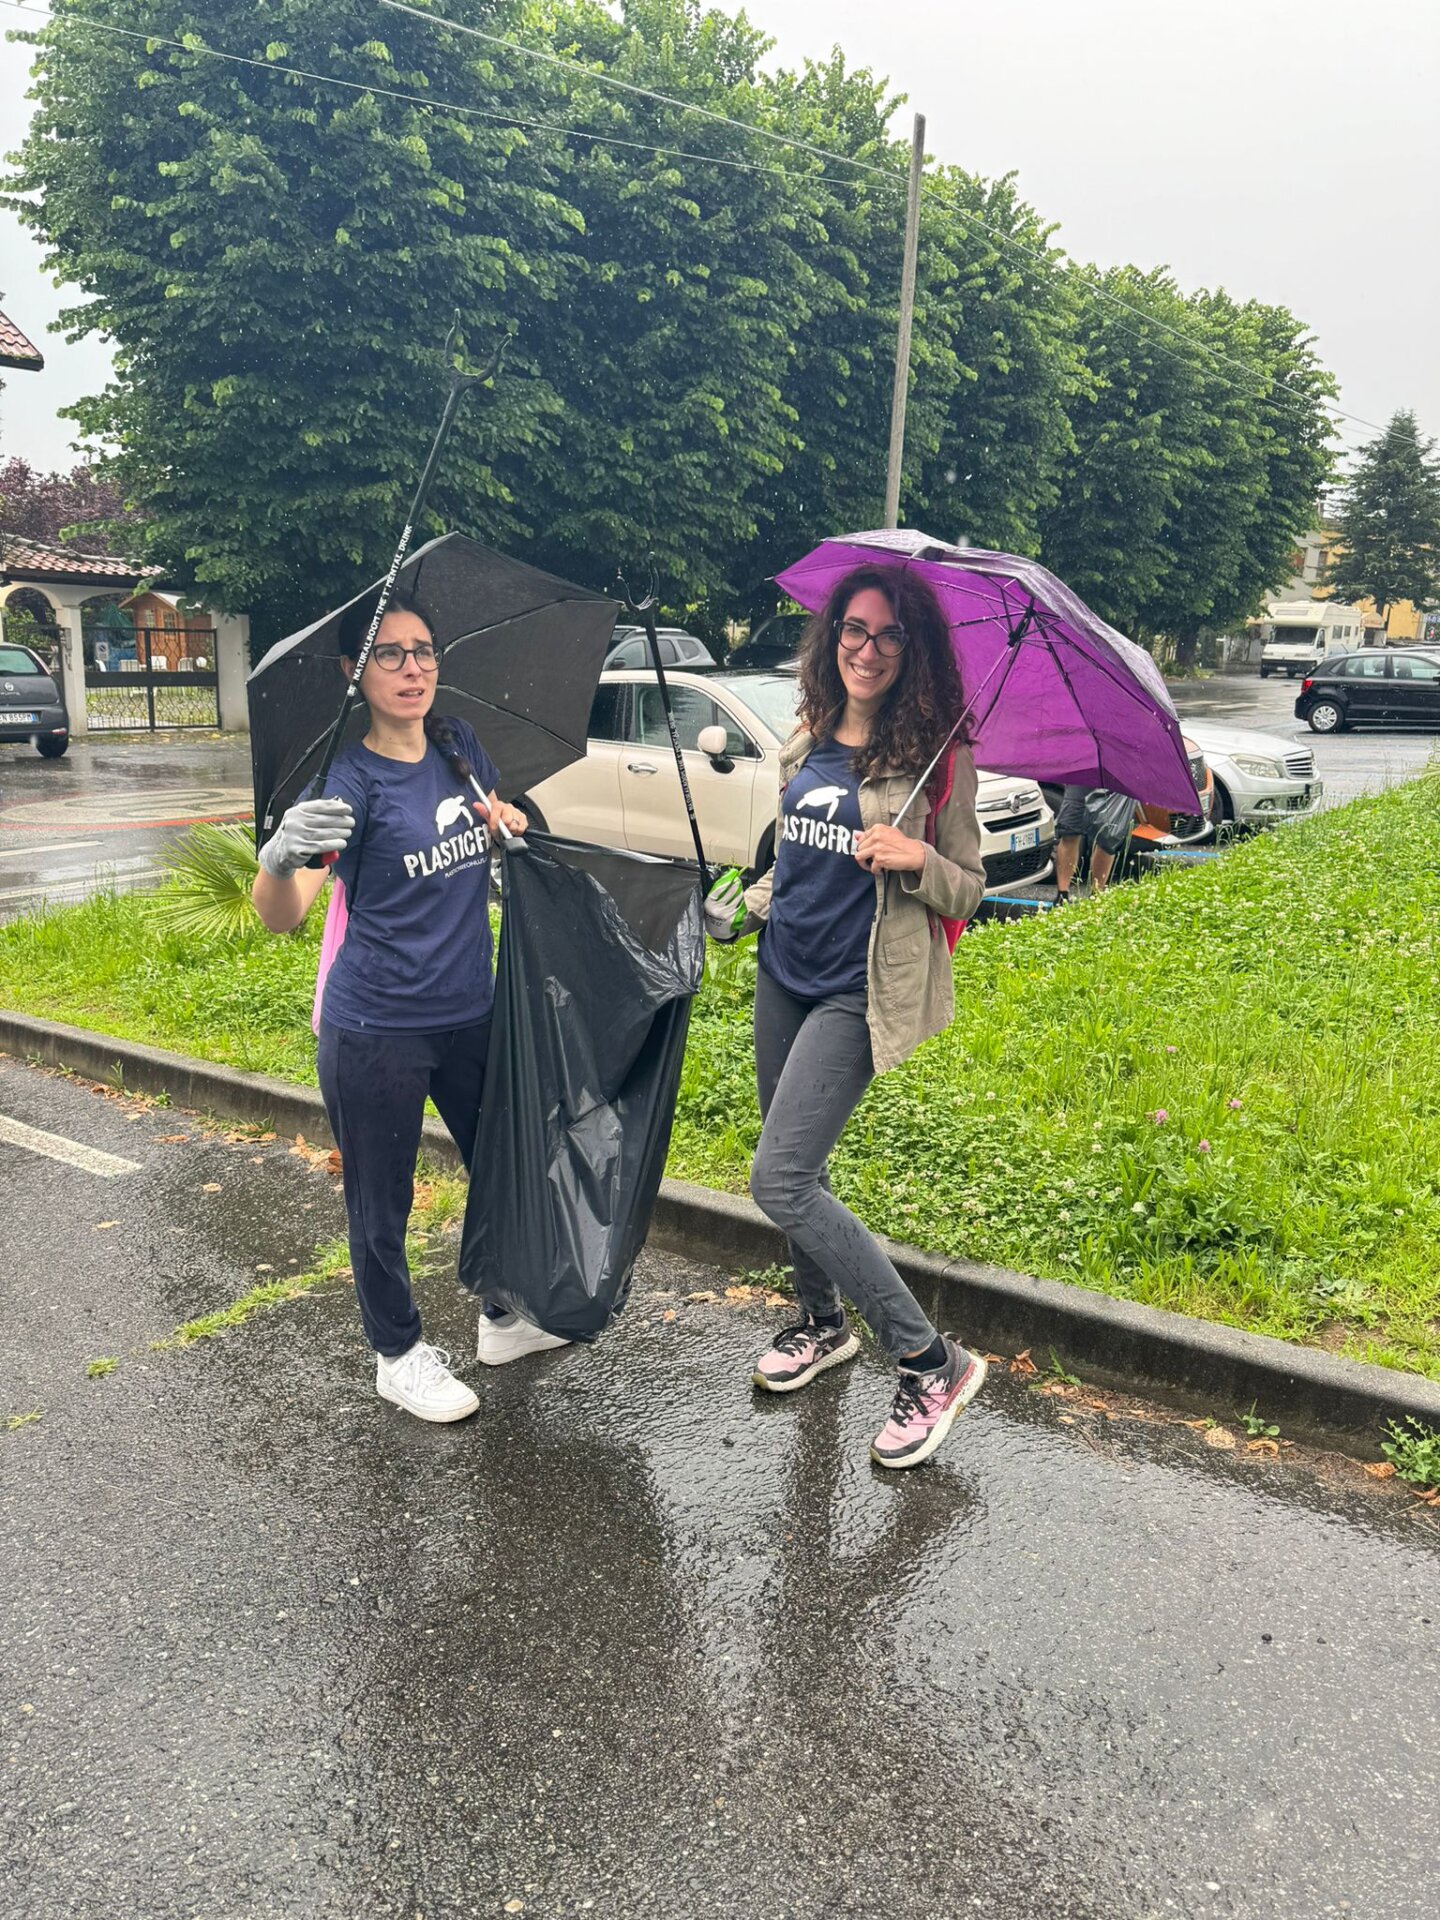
[3,1057,1438,1919]
[0,733,253,922]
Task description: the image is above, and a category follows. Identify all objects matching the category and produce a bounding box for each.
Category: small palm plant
[151,822,262,942]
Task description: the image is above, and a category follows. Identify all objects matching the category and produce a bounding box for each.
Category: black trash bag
[458,836,703,1341]
[1082,788,1139,855]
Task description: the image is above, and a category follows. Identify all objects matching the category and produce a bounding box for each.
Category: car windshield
[0,646,40,675]
[710,672,800,740]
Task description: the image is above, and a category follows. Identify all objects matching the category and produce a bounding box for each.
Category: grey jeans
[750,965,937,1360]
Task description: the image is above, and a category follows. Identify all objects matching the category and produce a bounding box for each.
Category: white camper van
[1257,601,1369,679]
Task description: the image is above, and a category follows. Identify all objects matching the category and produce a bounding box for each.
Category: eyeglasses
[836,618,907,658]
[371,641,442,672]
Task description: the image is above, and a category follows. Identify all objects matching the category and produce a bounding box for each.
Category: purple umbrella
[775,529,1200,815]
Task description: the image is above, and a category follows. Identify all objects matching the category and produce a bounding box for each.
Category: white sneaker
[375,1341,480,1423]
[476,1310,572,1367]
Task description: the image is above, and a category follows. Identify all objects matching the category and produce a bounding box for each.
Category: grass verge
[3,779,1439,1378]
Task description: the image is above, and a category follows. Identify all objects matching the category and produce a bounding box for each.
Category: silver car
[1181,722,1324,828]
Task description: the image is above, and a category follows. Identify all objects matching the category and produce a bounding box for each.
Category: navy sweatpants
[317,1019,490,1357]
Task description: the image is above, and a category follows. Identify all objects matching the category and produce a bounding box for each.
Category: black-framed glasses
[836,617,907,658]
[371,641,443,672]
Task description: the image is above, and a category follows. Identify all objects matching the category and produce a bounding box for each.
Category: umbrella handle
[891,642,1020,828]
[466,775,529,856]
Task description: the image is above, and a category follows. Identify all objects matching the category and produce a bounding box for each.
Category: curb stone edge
[3,1008,1438,1454]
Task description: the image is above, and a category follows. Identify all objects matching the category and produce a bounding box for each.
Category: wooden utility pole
[883,113,926,530]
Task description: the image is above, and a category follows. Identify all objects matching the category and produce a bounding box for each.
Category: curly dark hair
[794,565,966,782]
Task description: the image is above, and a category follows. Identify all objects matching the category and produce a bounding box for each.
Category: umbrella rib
[441,685,586,755]
[1040,636,1106,783]
[442,596,613,649]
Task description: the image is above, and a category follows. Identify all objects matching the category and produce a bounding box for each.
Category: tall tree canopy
[5,0,1341,653]
[1038,269,1335,660]
[1326,410,1440,622]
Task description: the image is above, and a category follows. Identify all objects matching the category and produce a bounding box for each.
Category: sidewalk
[3,1053,1437,1920]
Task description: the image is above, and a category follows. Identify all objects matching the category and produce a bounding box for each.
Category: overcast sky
[2,0,1437,471]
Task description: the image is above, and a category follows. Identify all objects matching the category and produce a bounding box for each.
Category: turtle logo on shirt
[795,783,848,824]
[435,792,474,837]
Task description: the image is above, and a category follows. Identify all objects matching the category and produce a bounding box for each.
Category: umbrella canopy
[248,533,619,845]
[776,529,1199,813]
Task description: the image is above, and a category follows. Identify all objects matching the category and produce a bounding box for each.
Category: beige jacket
[743,730,987,1074]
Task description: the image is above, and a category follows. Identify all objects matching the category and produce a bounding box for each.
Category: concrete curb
[5,1008,1439,1454]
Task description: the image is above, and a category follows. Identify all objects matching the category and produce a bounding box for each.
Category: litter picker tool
[618,570,712,893]
[308,315,509,862]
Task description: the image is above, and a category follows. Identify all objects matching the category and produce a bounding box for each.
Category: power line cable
[0,0,880,189]
[385,0,1420,447]
[2,0,1420,451]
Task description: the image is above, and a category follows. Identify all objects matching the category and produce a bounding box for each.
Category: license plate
[1008,827,1039,852]
[1,711,40,725]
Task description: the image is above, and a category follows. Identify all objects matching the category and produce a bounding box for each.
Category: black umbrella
[247,532,620,848]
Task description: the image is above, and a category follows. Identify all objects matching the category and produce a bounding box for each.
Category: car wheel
[1306,701,1345,734]
[1212,780,1234,825]
[36,735,69,759]
[1258,667,1271,680]
[743,828,776,889]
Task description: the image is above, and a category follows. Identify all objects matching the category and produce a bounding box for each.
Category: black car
[0,641,69,757]
[604,625,714,670]
[1294,648,1440,734]
[726,611,807,670]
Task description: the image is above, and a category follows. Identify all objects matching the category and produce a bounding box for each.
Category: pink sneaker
[753,1314,860,1393]
[870,1339,987,1469]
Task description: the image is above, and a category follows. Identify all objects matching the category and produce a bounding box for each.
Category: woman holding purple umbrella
[705,564,989,1468]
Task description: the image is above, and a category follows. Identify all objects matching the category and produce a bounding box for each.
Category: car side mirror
[697,723,734,771]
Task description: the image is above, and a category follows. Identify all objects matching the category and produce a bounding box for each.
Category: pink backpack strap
[311,877,349,1036]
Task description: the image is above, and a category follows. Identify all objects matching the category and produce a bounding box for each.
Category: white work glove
[258,796,356,879]
[703,868,747,943]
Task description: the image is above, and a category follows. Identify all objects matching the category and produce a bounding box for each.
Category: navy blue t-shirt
[760,737,875,1000]
[310,720,500,1033]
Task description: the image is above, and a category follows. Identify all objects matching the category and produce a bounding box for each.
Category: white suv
[521,669,1054,891]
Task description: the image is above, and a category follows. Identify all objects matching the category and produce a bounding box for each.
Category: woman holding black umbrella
[707,565,989,1467]
[251,589,560,1422]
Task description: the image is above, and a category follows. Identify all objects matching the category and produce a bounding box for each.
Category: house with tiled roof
[0,306,44,373]
[0,533,250,735]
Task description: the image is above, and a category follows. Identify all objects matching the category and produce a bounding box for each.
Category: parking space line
[0,1113,141,1177]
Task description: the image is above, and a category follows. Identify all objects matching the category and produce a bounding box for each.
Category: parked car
[1040,738,1215,854]
[521,668,1055,892]
[1137,734,1215,844]
[726,611,807,671]
[603,625,714,671]
[0,641,69,757]
[1295,649,1440,733]
[1180,722,1323,827]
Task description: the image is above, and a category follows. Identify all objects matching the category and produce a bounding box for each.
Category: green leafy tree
[1326,409,1440,624]
[1139,290,1336,666]
[909,167,1084,558]
[1038,266,1212,638]
[513,0,843,621]
[729,48,913,617]
[4,0,583,647]
[1040,269,1335,664]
